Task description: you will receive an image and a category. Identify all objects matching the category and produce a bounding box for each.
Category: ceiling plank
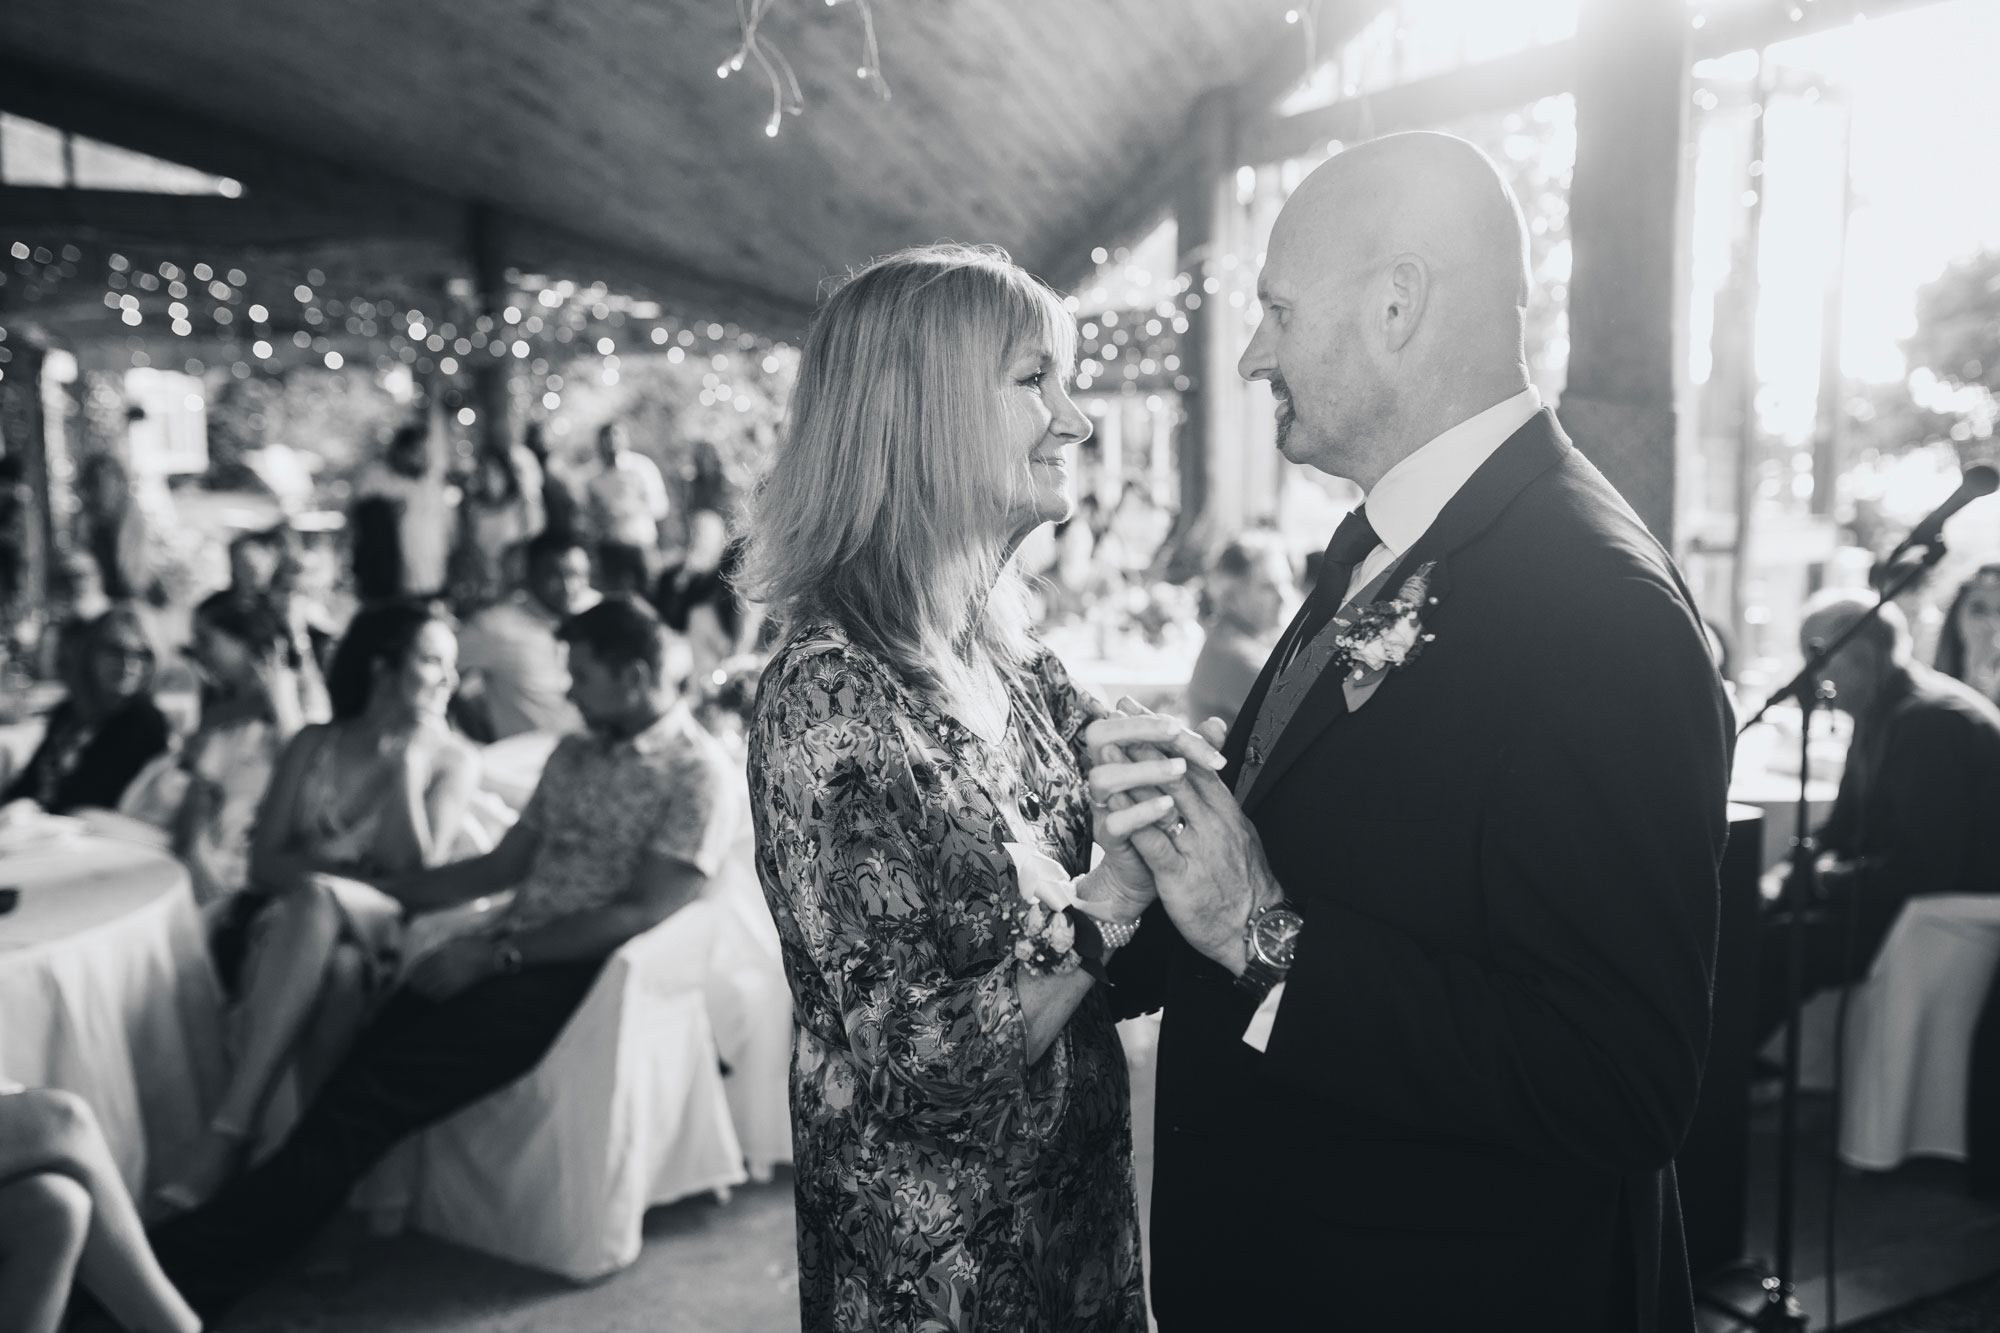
[0,53,813,332]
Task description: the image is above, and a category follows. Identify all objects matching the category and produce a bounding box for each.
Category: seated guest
[652,508,759,685]
[229,527,334,719]
[4,606,168,815]
[0,1082,200,1333]
[353,422,451,600]
[121,592,309,905]
[1935,563,2000,706]
[456,531,596,740]
[594,538,651,597]
[1186,531,1296,731]
[1757,591,2000,1041]
[150,597,738,1318]
[151,602,480,1213]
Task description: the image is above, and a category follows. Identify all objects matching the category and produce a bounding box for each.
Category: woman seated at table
[121,591,314,906]
[1936,563,2000,706]
[152,600,480,1213]
[2,606,169,816]
[0,1082,201,1333]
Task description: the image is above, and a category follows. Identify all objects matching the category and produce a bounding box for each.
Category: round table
[0,834,228,1195]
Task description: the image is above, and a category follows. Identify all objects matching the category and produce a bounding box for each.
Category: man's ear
[1383,255,1429,353]
[620,658,656,701]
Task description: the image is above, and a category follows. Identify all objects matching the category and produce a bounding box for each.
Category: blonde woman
[744,245,1222,1333]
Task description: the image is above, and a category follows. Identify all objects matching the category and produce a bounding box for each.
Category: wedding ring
[1168,818,1188,839]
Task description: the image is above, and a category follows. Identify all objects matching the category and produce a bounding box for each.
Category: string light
[4,238,797,432]
[718,0,890,140]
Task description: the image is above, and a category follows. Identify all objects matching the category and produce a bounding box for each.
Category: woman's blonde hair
[741,243,1077,699]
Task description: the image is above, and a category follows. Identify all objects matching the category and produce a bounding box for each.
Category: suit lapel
[1239,410,1571,816]
[1219,591,1318,789]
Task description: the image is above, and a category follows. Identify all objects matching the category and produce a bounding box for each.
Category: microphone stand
[1707,538,1948,1331]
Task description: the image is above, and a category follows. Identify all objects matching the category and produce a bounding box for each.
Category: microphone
[1882,463,1999,567]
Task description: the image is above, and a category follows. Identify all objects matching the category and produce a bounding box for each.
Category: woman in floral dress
[744,245,1217,1332]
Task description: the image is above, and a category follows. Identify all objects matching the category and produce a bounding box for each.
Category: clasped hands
[1080,699,1286,976]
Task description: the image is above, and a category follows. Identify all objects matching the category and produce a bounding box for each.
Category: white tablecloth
[1725,770,1841,872]
[0,718,46,787]
[0,834,227,1194]
[1788,895,2000,1169]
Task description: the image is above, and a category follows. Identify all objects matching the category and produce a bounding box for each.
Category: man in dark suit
[1756,592,2000,1042]
[1091,132,1732,1330]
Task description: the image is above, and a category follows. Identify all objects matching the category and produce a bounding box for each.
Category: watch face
[1251,907,1303,968]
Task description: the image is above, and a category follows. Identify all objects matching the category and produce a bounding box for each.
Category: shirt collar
[606,702,692,758]
[1363,387,1542,558]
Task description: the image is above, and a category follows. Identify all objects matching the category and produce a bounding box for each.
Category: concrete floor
[1699,1094,2000,1331]
[218,1026,2000,1332]
[215,1019,1162,1333]
[213,1179,802,1333]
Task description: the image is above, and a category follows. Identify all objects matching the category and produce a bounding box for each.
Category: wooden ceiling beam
[1244,0,1945,168]
[1244,39,1576,165]
[0,53,812,334]
[1035,0,1392,293]
[0,185,456,250]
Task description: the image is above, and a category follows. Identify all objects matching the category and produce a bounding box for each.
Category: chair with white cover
[1787,894,2000,1170]
[701,816,794,1180]
[355,898,749,1279]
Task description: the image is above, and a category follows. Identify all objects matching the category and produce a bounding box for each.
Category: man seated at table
[455,530,597,740]
[1757,591,2000,1042]
[150,596,739,1318]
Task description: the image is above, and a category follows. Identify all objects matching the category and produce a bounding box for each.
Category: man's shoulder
[1477,448,1685,604]
[1897,667,2000,741]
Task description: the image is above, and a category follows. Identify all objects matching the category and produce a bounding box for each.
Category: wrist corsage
[1002,841,1083,977]
[1002,842,1146,981]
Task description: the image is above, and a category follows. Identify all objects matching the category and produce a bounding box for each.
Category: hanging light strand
[720,0,893,138]
[851,0,891,102]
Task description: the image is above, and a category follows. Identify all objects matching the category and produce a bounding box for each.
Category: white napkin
[0,800,85,857]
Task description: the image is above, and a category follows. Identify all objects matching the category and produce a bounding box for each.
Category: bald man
[1755,593,2000,1043]
[1096,133,1732,1330]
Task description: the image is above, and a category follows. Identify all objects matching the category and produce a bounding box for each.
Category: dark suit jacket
[1110,412,1733,1332]
[3,697,169,815]
[1816,663,2000,957]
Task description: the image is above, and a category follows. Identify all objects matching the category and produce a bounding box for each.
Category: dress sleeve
[758,647,1057,1146]
[1029,646,1110,773]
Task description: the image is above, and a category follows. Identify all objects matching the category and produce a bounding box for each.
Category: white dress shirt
[1243,386,1543,1052]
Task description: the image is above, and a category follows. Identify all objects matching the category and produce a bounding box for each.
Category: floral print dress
[749,621,1147,1333]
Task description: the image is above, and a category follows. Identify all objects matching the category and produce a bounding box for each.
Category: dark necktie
[1236,508,1383,798]
[1279,507,1382,673]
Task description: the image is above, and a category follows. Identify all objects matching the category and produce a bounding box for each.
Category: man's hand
[1131,749,1285,975]
[404,935,498,1001]
[1079,706,1228,920]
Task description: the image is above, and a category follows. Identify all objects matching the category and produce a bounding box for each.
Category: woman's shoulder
[428,727,482,781]
[761,621,901,711]
[754,622,918,758]
[1018,636,1107,723]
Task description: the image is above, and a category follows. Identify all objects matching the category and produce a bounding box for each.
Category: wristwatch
[1235,901,1303,1003]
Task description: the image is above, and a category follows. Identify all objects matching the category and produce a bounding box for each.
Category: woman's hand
[1078,702,1228,921]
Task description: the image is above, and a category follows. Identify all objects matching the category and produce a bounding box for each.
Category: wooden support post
[0,321,53,623]
[1162,90,1234,579]
[1558,0,1690,543]
[467,204,515,462]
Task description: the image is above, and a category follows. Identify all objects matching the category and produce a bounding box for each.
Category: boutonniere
[1329,562,1439,683]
